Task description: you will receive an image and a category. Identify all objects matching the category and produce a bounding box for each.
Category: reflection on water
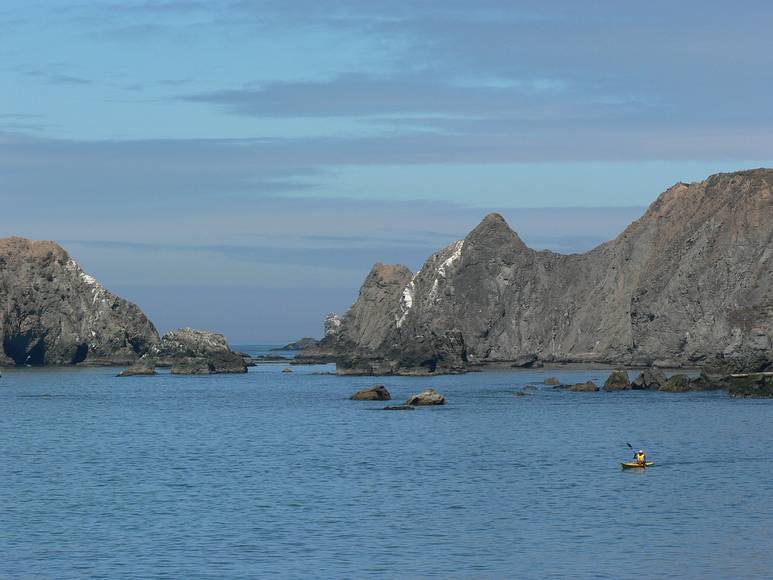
[2,354,773,578]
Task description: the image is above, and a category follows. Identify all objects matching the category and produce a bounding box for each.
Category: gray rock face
[150,328,247,374]
[703,351,771,376]
[0,237,159,366]
[632,368,667,390]
[350,385,391,401]
[603,370,631,391]
[324,313,343,337]
[325,169,773,375]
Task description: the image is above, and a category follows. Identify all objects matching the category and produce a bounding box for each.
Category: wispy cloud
[48,73,92,85]
[181,73,571,119]
[9,64,92,86]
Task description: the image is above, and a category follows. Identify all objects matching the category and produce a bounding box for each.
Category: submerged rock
[282,367,293,373]
[383,405,415,411]
[350,384,391,401]
[117,360,156,377]
[543,377,560,385]
[659,374,691,392]
[405,388,446,406]
[632,368,667,390]
[603,370,631,391]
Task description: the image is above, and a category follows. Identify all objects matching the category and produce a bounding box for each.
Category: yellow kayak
[621,461,654,469]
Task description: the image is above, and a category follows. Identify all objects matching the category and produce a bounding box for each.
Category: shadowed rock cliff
[321,169,773,375]
[0,237,159,366]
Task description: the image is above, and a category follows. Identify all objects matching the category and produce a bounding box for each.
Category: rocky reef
[0,237,159,366]
[313,169,773,375]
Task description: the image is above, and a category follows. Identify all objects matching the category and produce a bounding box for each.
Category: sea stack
[0,237,159,366]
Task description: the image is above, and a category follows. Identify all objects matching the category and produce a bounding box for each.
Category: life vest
[635,452,646,464]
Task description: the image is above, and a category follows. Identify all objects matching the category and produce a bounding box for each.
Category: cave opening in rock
[3,335,47,365]
[71,343,88,364]
[420,358,438,373]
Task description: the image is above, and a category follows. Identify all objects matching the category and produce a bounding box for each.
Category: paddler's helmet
[638,450,643,454]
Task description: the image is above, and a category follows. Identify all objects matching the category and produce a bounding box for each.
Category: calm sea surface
[2,345,773,579]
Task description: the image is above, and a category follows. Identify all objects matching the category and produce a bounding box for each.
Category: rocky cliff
[321,169,773,374]
[0,237,159,366]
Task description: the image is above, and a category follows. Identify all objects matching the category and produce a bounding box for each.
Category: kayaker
[634,449,647,465]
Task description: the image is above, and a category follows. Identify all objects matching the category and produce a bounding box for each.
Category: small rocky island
[119,328,248,376]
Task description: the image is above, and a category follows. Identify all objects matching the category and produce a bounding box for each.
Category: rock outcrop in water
[659,374,691,392]
[405,388,446,406]
[0,237,159,366]
[148,328,247,374]
[603,370,632,391]
[350,385,391,401]
[727,373,773,397]
[632,368,667,390]
[567,381,599,392]
[316,169,773,375]
[117,360,157,377]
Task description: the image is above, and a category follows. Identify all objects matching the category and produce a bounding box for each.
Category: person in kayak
[634,450,647,465]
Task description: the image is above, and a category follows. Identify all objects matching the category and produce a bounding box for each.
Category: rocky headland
[272,337,319,351]
[305,169,772,377]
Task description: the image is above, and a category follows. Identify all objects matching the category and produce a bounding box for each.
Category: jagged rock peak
[465,212,528,251]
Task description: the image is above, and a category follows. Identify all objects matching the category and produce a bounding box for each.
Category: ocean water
[2,346,773,579]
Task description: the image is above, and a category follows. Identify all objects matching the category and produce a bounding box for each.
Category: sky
[1,1,772,341]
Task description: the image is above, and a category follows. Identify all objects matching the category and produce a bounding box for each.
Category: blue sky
[2,1,772,341]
